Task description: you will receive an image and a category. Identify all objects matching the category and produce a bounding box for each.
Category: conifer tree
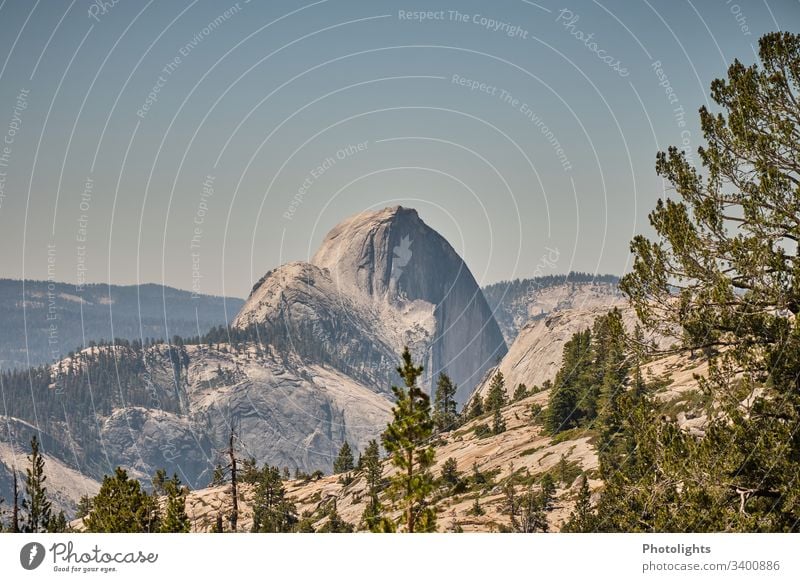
[23,435,52,533]
[516,486,548,532]
[382,347,437,532]
[159,474,190,533]
[333,441,354,474]
[47,511,68,533]
[562,475,595,532]
[491,408,506,435]
[250,466,297,533]
[485,372,507,412]
[84,467,161,532]
[468,394,484,419]
[469,495,484,516]
[360,440,393,532]
[440,457,460,487]
[317,499,354,533]
[11,472,19,533]
[433,373,458,433]
[609,32,800,531]
[544,330,592,433]
[75,494,93,520]
[512,383,529,402]
[210,464,225,487]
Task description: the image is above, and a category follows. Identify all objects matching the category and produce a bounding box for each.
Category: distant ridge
[481,272,622,343]
[0,279,244,368]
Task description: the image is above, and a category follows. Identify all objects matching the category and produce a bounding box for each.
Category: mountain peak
[238,207,506,403]
[311,206,448,302]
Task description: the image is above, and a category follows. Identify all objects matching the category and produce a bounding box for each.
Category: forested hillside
[0,279,243,368]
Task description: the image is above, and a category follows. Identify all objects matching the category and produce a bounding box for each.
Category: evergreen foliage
[317,500,354,533]
[157,473,191,533]
[433,373,458,433]
[512,383,529,402]
[250,465,297,533]
[562,474,595,532]
[468,394,484,419]
[22,435,52,533]
[333,442,355,474]
[84,468,161,532]
[75,494,93,519]
[359,440,393,532]
[544,308,629,435]
[603,32,800,532]
[491,408,506,435]
[485,372,507,412]
[382,347,437,532]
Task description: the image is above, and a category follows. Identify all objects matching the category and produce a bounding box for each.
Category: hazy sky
[0,0,797,299]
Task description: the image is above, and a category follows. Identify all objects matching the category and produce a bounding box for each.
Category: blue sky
[0,0,797,298]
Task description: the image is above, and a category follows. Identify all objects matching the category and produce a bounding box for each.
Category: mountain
[0,207,507,504]
[0,279,244,369]
[235,206,507,404]
[481,274,622,343]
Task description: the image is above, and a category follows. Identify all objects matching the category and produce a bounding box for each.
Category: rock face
[470,302,673,403]
[236,206,507,404]
[482,279,624,344]
[183,344,393,476]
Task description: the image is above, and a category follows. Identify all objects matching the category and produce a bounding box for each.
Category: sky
[0,0,797,299]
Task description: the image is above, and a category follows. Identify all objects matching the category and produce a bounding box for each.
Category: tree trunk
[229,431,238,533]
[12,472,19,533]
[406,448,414,532]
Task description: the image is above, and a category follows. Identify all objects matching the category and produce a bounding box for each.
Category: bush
[473,423,491,438]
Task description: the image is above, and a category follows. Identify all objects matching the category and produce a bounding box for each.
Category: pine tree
[382,347,437,533]
[333,441,354,474]
[468,394,484,419]
[251,466,297,533]
[75,494,93,520]
[515,485,548,532]
[317,499,354,533]
[491,408,506,435]
[539,473,556,511]
[544,329,592,434]
[210,464,225,487]
[84,467,161,532]
[23,435,52,533]
[471,461,486,487]
[159,474,190,533]
[611,33,800,531]
[512,383,529,402]
[47,511,68,533]
[227,429,239,532]
[440,457,460,487]
[562,474,594,532]
[151,468,167,493]
[433,373,458,433]
[469,496,484,516]
[360,440,393,532]
[485,372,507,412]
